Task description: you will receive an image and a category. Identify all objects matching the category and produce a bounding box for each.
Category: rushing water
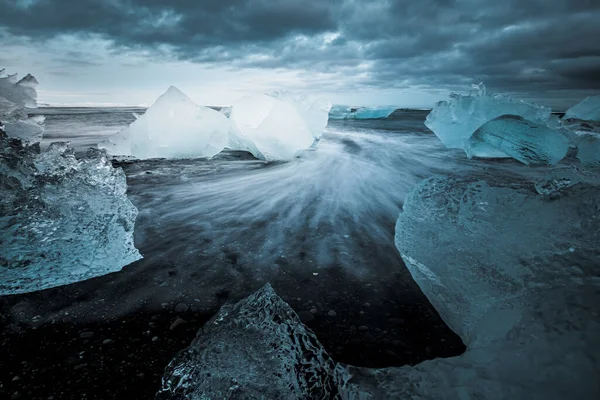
[0,108,556,399]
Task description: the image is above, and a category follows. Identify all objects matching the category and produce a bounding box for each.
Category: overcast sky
[1,0,599,109]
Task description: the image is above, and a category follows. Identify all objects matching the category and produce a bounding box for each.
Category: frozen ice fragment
[0,131,141,295]
[228,93,330,161]
[564,95,600,121]
[99,86,230,159]
[157,283,344,399]
[465,114,569,165]
[576,131,600,166]
[329,105,396,120]
[425,83,552,150]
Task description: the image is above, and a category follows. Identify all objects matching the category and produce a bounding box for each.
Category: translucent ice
[385,175,600,399]
[0,130,141,295]
[99,86,230,159]
[425,83,552,150]
[576,132,600,166]
[465,114,569,165]
[564,95,600,121]
[329,105,396,120]
[0,72,39,108]
[0,71,44,142]
[158,283,345,399]
[228,93,331,161]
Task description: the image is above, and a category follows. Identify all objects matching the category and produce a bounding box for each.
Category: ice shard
[329,105,397,120]
[465,114,569,165]
[384,175,600,399]
[425,83,552,150]
[0,130,141,295]
[0,71,44,142]
[228,93,331,161]
[564,95,600,121]
[99,86,230,159]
[157,283,345,399]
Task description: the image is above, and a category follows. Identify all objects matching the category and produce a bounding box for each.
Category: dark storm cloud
[1,0,599,100]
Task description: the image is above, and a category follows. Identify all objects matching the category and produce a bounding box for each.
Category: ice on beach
[0,71,39,108]
[228,93,331,161]
[387,175,600,399]
[0,71,44,142]
[329,105,396,120]
[99,86,230,159]
[158,283,343,399]
[0,130,141,295]
[465,114,569,165]
[564,95,600,121]
[576,132,600,166]
[425,83,552,150]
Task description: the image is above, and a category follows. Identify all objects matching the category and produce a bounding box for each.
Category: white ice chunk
[0,131,142,295]
[0,72,39,108]
[99,86,230,159]
[425,83,552,150]
[465,114,569,165]
[329,105,396,120]
[228,93,331,161]
[0,71,44,142]
[564,95,600,121]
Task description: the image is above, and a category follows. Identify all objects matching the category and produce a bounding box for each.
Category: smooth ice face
[158,283,345,399]
[576,132,600,166]
[465,114,569,165]
[385,175,600,399]
[0,131,141,295]
[564,95,600,121]
[0,71,44,143]
[425,84,552,150]
[228,93,331,161]
[329,105,397,120]
[99,86,230,159]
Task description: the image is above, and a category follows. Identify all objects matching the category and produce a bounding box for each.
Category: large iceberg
[228,93,331,161]
[425,83,552,150]
[158,283,345,399]
[329,105,397,120]
[465,114,569,165]
[564,95,600,121]
[0,70,44,142]
[99,86,230,159]
[0,130,141,295]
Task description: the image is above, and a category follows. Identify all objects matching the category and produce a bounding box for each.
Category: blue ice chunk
[425,83,551,150]
[564,95,600,121]
[329,105,396,120]
[465,114,569,165]
[576,132,600,166]
[0,131,141,295]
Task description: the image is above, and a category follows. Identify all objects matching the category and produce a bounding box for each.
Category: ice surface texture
[99,86,230,159]
[158,283,347,399]
[0,130,141,295]
[329,105,396,120]
[388,175,600,399]
[425,84,551,150]
[228,93,332,161]
[465,114,569,165]
[0,70,44,142]
[576,132,600,166]
[564,95,600,121]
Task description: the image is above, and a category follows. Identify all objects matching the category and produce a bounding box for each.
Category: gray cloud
[1,0,599,106]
